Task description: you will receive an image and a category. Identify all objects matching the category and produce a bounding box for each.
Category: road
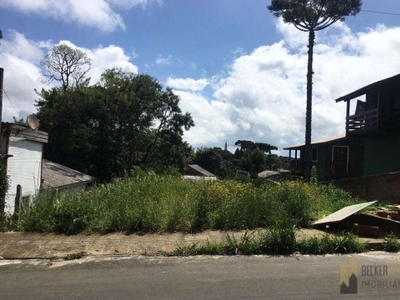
[1,253,400,299]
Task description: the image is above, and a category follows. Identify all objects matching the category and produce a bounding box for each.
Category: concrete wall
[327,172,400,204]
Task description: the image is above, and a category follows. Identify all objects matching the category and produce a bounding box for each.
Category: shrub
[383,233,400,252]
[258,224,297,255]
[176,230,367,256]
[297,232,366,254]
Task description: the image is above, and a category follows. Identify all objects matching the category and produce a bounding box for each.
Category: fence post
[14,184,22,214]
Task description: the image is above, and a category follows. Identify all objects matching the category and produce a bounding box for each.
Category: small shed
[1,123,48,214]
[42,159,95,195]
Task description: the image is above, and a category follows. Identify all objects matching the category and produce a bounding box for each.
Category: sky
[0,0,400,155]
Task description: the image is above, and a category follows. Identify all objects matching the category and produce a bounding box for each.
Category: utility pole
[0,67,3,125]
[0,68,3,213]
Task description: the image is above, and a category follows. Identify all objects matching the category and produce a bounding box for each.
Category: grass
[297,232,366,254]
[1,173,360,234]
[382,233,400,252]
[175,228,367,256]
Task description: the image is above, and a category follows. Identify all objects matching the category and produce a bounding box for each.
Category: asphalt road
[1,253,400,299]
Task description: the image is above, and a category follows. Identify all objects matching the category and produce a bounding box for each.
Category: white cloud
[0,32,50,121]
[0,0,164,32]
[131,49,138,59]
[166,78,209,92]
[1,30,44,62]
[177,91,238,147]
[177,23,400,154]
[107,0,163,9]
[86,45,139,83]
[155,54,172,66]
[0,34,139,122]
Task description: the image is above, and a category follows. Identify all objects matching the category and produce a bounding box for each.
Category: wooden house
[285,73,400,181]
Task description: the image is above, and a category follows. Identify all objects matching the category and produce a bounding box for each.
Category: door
[332,146,348,173]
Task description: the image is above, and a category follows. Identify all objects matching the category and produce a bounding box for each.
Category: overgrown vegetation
[382,233,400,253]
[175,229,366,256]
[1,173,360,234]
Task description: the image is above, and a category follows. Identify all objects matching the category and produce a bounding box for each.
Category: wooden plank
[313,201,377,225]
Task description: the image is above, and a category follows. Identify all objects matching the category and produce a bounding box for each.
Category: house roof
[187,164,215,177]
[2,122,48,144]
[42,159,95,190]
[284,134,347,150]
[335,73,400,103]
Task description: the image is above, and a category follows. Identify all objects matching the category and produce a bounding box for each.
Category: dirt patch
[0,228,347,259]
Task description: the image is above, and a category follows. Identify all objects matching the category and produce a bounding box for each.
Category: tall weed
[14,174,360,234]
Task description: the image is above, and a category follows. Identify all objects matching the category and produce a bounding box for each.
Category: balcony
[346,107,400,135]
[346,108,378,135]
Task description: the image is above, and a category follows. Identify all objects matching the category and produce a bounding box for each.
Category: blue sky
[1,0,400,154]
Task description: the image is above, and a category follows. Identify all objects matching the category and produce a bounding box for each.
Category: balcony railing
[346,108,378,133]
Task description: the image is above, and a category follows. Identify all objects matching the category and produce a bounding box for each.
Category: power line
[2,89,21,120]
[361,9,400,17]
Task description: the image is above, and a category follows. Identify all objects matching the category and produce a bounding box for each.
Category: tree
[234,140,279,174]
[192,147,235,178]
[234,140,277,155]
[267,0,362,179]
[41,43,91,91]
[36,69,194,182]
[250,147,267,173]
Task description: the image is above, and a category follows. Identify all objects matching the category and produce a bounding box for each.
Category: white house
[1,123,48,214]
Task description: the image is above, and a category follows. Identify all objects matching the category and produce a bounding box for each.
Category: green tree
[250,147,267,173]
[41,43,91,91]
[267,0,362,179]
[192,147,235,178]
[235,140,277,155]
[36,69,194,182]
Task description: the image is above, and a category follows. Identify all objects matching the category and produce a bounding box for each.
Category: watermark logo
[340,257,400,294]
[340,257,358,294]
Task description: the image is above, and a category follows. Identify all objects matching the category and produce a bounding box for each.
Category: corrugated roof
[42,159,94,189]
[335,73,400,103]
[284,134,347,150]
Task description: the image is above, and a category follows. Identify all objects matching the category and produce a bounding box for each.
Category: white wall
[4,137,43,214]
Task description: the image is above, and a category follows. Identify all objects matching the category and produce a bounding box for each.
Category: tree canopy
[267,0,362,180]
[235,140,278,155]
[41,43,91,91]
[268,0,362,32]
[191,140,282,179]
[36,68,194,182]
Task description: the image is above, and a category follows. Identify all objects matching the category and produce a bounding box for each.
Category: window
[312,146,318,162]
